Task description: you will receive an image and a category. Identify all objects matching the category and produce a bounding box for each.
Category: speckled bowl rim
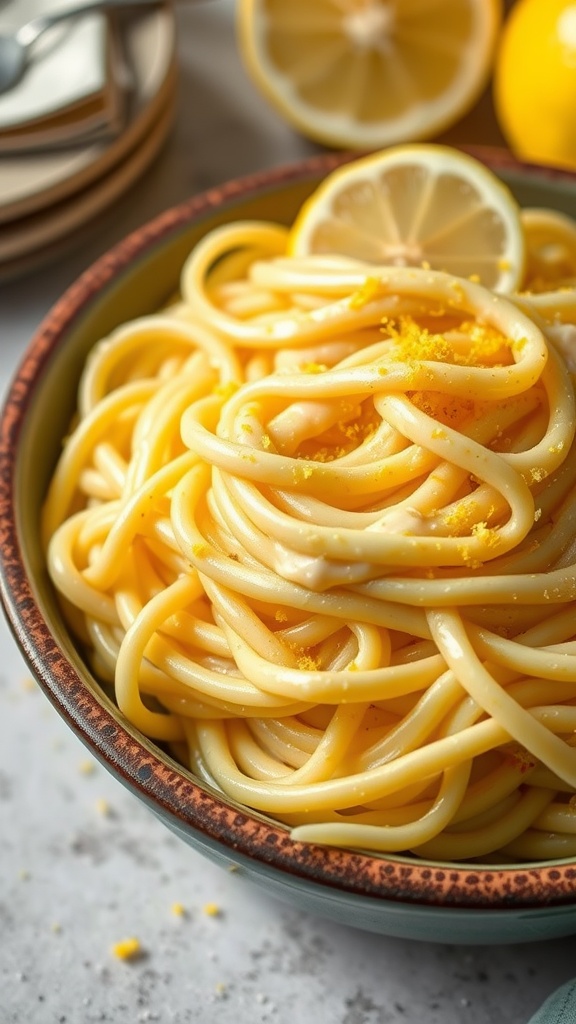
[2,145,576,913]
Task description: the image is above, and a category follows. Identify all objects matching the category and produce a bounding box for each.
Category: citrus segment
[520,207,576,293]
[237,0,502,150]
[289,145,525,292]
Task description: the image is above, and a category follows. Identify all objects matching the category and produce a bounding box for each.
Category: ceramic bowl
[2,147,576,945]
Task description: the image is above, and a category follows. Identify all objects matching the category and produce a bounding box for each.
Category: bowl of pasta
[3,144,576,945]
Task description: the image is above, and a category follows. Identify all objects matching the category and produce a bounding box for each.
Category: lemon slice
[288,144,525,292]
[236,0,502,150]
[520,207,576,293]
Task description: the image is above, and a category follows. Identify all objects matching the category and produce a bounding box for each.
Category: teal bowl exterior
[2,148,576,944]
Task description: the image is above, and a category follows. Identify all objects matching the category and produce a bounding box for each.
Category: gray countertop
[2,3,576,1022]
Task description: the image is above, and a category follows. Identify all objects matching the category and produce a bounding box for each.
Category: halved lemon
[288,144,525,292]
[236,0,502,150]
[520,207,576,293]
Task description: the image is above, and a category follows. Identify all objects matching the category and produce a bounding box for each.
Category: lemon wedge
[288,144,525,292]
[236,0,502,150]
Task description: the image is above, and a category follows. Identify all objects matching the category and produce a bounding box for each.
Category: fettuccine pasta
[44,215,576,863]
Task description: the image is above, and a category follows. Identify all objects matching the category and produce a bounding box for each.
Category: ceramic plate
[0,83,175,276]
[0,6,176,226]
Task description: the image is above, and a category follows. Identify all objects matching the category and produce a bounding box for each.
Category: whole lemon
[494,0,576,170]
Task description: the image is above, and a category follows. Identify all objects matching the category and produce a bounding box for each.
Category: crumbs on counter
[202,902,221,918]
[18,869,30,881]
[94,797,110,816]
[20,677,36,692]
[51,923,62,934]
[170,902,186,918]
[78,759,96,776]
[111,937,143,962]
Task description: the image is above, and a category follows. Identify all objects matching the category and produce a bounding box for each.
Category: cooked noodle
[43,217,576,862]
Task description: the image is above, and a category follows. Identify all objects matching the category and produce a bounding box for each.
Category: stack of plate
[0,3,177,280]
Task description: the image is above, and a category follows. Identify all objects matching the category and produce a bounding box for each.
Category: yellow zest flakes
[385,314,514,370]
[95,798,110,817]
[171,902,186,917]
[192,542,208,558]
[78,759,95,776]
[300,362,327,373]
[534,507,543,522]
[471,521,500,548]
[212,381,239,400]
[297,654,320,671]
[464,322,511,363]
[349,276,384,310]
[440,501,473,536]
[261,433,272,450]
[274,609,288,622]
[111,937,142,961]
[511,335,527,354]
[498,258,511,271]
[307,444,340,462]
[203,902,221,917]
[240,422,253,433]
[347,660,358,672]
[292,464,314,483]
[431,427,447,440]
[549,442,565,454]
[385,316,455,363]
[530,466,548,483]
[455,544,481,569]
[468,273,481,283]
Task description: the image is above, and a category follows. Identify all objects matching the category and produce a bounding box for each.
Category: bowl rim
[3,145,576,913]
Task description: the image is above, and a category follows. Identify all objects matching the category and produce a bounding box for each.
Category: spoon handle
[17,0,165,49]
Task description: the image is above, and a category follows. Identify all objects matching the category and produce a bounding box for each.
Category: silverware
[0,0,165,96]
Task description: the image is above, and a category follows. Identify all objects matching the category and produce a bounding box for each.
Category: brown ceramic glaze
[2,148,576,915]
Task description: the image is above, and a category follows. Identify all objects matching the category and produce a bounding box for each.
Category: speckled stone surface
[2,2,576,1022]
[2,653,576,1024]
